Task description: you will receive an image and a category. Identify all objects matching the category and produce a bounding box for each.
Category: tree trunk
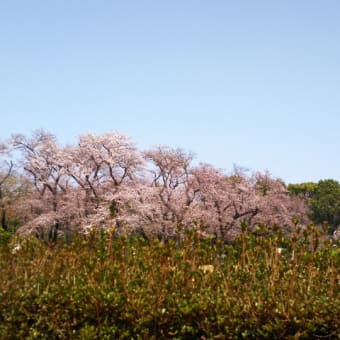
[1,207,7,231]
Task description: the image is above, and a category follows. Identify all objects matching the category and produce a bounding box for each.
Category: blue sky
[1,1,339,184]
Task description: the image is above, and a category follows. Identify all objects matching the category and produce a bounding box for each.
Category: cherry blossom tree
[143,146,200,238]
[12,130,67,209]
[11,130,70,240]
[64,132,144,227]
[191,164,260,240]
[250,171,310,234]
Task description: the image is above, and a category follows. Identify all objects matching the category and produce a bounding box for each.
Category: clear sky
[1,1,339,184]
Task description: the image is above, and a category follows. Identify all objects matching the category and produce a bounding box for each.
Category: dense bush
[0,226,12,246]
[0,227,339,339]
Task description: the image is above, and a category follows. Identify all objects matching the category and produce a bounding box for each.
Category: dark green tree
[287,182,317,198]
[310,179,340,234]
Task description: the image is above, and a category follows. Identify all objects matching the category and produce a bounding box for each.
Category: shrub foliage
[0,227,339,339]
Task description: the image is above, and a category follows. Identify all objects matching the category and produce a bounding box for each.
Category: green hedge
[0,227,339,339]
